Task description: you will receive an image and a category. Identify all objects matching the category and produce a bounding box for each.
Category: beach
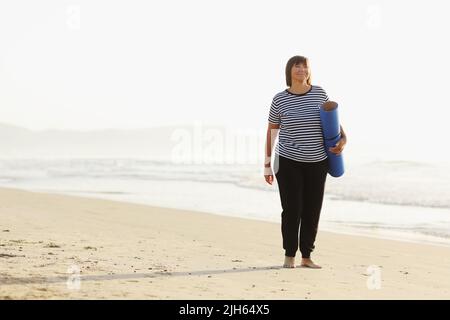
[1,186,449,300]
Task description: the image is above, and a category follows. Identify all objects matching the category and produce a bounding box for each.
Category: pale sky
[1,0,449,162]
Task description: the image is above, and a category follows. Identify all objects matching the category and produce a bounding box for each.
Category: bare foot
[283,256,295,268]
[300,258,322,269]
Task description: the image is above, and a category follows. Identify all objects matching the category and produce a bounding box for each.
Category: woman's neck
[288,82,311,94]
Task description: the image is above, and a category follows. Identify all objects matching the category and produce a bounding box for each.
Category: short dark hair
[285,55,311,87]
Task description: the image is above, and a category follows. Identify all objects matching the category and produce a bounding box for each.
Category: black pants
[274,154,328,259]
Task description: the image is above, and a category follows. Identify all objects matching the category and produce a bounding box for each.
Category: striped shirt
[268,85,329,163]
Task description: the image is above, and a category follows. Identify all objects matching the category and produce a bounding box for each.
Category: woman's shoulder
[312,84,326,93]
[271,90,288,102]
[275,89,289,96]
[312,85,329,101]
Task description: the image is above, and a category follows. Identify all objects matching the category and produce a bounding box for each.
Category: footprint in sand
[0,253,25,258]
[44,242,61,248]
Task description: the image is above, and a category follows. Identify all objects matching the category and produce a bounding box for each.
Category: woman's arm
[340,125,347,141]
[329,125,347,155]
[264,122,280,185]
[265,122,280,167]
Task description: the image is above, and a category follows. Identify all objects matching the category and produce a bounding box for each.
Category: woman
[264,55,347,269]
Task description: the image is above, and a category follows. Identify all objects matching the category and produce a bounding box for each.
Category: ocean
[0,157,449,247]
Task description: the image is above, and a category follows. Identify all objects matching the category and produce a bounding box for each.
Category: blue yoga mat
[319,102,345,177]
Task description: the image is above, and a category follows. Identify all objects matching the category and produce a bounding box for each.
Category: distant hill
[0,122,261,162]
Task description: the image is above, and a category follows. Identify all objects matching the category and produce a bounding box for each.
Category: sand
[0,186,449,299]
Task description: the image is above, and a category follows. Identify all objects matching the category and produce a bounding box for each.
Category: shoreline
[6,184,450,249]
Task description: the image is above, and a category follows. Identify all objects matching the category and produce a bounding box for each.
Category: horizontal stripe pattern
[268,85,329,163]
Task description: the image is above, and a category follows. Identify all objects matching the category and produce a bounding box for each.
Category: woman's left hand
[329,136,346,155]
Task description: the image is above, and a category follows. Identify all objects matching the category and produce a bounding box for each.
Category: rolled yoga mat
[320,101,345,177]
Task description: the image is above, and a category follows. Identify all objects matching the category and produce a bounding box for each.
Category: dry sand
[1,187,449,299]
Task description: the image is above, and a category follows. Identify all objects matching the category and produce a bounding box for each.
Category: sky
[1,0,449,162]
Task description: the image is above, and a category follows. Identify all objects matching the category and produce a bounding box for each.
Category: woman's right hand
[264,166,274,185]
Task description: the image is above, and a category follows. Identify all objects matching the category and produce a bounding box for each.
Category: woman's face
[291,62,310,84]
